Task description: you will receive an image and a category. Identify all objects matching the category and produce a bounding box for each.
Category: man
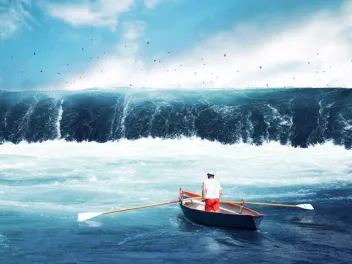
[202,172,222,212]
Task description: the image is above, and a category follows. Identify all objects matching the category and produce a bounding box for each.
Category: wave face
[0,88,351,148]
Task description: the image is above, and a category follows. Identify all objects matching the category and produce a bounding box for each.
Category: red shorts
[205,198,220,212]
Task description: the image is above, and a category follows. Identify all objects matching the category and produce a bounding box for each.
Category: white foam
[0,138,351,215]
[56,99,64,139]
[85,221,102,227]
[0,234,9,249]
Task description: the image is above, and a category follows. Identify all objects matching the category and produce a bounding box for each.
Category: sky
[0,0,351,91]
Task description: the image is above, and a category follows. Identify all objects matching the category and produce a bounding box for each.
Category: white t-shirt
[203,178,222,199]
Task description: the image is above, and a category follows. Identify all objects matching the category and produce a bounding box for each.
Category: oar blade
[297,204,314,210]
[77,212,103,222]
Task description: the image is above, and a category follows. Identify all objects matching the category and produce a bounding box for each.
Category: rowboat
[179,190,264,230]
[78,190,313,228]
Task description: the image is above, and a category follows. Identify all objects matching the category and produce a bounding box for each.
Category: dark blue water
[0,88,351,148]
[1,184,351,264]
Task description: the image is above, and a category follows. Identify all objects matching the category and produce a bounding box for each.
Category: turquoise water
[0,138,351,263]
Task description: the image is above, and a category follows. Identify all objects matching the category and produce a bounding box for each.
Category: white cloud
[51,0,352,90]
[122,20,145,40]
[144,0,165,8]
[46,0,134,30]
[0,0,34,39]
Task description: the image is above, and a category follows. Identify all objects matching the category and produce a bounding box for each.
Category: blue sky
[0,0,351,91]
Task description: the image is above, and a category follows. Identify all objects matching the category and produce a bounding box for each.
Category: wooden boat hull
[180,191,264,231]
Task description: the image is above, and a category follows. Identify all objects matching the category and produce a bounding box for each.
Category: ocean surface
[0,88,351,264]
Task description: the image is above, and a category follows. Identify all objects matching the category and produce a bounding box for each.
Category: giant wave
[0,88,351,148]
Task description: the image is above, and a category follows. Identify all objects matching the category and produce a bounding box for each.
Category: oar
[77,197,202,222]
[223,200,314,210]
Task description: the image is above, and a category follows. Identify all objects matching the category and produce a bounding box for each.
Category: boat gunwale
[181,190,264,217]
